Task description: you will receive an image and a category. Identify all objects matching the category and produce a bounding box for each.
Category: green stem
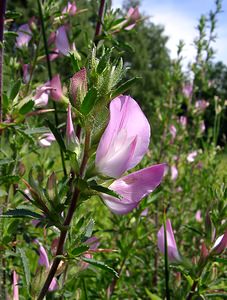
[164,213,171,300]
[37,0,66,176]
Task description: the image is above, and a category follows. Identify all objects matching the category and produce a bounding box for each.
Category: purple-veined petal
[38,244,50,268]
[157,219,181,263]
[96,95,150,178]
[49,74,63,101]
[101,163,166,214]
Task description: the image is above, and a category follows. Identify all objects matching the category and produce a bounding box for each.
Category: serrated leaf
[45,119,66,152]
[19,100,34,115]
[71,245,89,256]
[1,209,43,219]
[18,248,31,287]
[112,77,140,98]
[81,257,118,277]
[80,87,97,115]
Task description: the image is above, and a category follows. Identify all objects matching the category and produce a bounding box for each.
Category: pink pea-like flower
[38,133,56,147]
[187,150,198,162]
[96,95,165,214]
[157,219,181,263]
[182,83,193,98]
[22,64,30,84]
[195,100,209,112]
[49,74,64,101]
[16,23,32,48]
[96,96,150,178]
[169,125,177,142]
[70,68,87,104]
[34,86,51,108]
[62,1,77,16]
[179,116,187,128]
[66,104,79,151]
[55,26,71,56]
[211,231,227,255]
[171,165,178,181]
[195,210,202,222]
[124,7,140,30]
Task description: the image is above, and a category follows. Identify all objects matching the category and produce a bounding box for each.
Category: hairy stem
[94,0,106,43]
[37,131,90,299]
[37,0,66,176]
[0,0,6,123]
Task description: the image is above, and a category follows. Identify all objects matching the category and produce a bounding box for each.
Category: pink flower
[55,26,71,56]
[22,64,30,83]
[38,133,56,147]
[101,164,166,215]
[157,219,181,263]
[66,104,79,151]
[13,271,19,300]
[195,100,209,111]
[195,210,202,222]
[171,165,178,181]
[182,84,192,98]
[199,120,205,133]
[34,86,51,108]
[124,7,140,30]
[49,74,63,101]
[35,240,58,291]
[140,208,149,217]
[211,231,227,255]
[179,116,187,128]
[187,151,198,162]
[62,1,77,16]
[96,96,150,178]
[16,23,32,48]
[169,125,177,142]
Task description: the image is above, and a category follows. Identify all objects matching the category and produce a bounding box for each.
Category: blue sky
[112,0,227,66]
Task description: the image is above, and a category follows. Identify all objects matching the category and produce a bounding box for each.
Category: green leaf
[71,245,89,256]
[9,80,21,101]
[45,119,66,152]
[19,100,34,115]
[145,289,162,300]
[112,77,140,98]
[0,158,14,166]
[81,257,118,277]
[17,248,31,287]
[80,87,97,115]
[84,219,95,240]
[0,175,20,185]
[24,127,49,135]
[1,209,43,219]
[97,49,112,74]
[89,181,120,199]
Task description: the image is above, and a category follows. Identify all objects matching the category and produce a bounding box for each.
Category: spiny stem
[94,0,106,43]
[37,0,66,176]
[0,0,6,123]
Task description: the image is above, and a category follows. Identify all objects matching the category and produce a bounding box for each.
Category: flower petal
[55,26,70,56]
[101,163,166,214]
[96,95,150,178]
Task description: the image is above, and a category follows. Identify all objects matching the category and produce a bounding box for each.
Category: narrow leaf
[45,119,66,152]
[81,257,118,277]
[112,77,140,98]
[2,209,43,219]
[18,248,31,287]
[71,245,89,256]
[80,87,97,115]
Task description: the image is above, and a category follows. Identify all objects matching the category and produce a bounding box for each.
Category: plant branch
[0,0,6,123]
[94,0,106,44]
[37,0,66,176]
[37,131,91,299]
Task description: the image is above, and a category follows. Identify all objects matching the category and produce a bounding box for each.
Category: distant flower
[16,23,32,48]
[187,151,198,162]
[169,125,177,142]
[22,64,30,84]
[211,231,227,255]
[157,219,181,263]
[62,1,77,16]
[182,83,193,98]
[13,271,19,300]
[195,210,202,222]
[199,120,206,133]
[179,116,187,128]
[124,7,140,30]
[140,208,149,217]
[66,104,79,152]
[195,100,209,112]
[38,133,55,147]
[171,165,178,181]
